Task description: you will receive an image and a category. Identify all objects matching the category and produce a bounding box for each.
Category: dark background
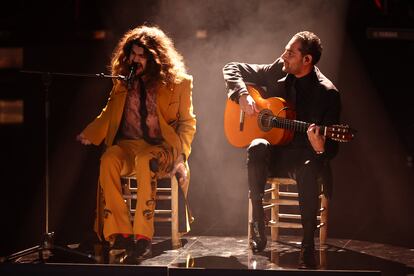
[1,0,413,257]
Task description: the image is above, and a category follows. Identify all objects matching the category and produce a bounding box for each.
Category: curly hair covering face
[110,25,187,87]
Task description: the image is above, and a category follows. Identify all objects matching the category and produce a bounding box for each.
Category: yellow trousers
[99,139,174,241]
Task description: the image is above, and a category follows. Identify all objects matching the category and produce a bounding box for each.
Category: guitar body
[224,85,295,148]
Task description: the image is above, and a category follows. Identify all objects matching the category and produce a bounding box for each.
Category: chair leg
[319,194,328,248]
[171,176,181,249]
[247,197,252,244]
[270,182,279,242]
[319,248,327,269]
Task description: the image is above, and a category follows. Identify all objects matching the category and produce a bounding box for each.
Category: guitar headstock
[326,124,356,142]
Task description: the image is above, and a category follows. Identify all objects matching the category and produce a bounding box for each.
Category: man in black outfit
[223,31,341,269]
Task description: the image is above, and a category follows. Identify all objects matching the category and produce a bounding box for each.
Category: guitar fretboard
[269,116,325,135]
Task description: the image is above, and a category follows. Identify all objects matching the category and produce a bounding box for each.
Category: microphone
[126,63,137,89]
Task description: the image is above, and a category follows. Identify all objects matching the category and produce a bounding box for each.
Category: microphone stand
[3,70,126,263]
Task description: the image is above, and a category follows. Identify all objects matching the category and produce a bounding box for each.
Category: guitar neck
[271,116,325,136]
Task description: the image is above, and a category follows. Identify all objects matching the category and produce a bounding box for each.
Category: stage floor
[6,235,414,275]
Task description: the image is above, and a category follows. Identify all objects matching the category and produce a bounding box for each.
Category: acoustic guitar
[224,85,356,148]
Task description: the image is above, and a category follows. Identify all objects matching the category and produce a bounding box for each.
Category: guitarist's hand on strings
[307,123,326,154]
[239,94,260,116]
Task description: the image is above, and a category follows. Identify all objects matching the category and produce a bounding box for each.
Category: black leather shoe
[135,239,152,259]
[109,235,134,256]
[118,251,139,265]
[111,235,134,249]
[77,231,101,255]
[109,235,137,264]
[249,221,267,253]
[299,245,317,269]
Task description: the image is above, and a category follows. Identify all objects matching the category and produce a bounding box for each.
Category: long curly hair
[110,25,187,87]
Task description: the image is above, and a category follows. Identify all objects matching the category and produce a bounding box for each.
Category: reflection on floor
[8,235,414,275]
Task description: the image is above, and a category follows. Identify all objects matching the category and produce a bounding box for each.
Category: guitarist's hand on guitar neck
[224,85,355,147]
[307,123,326,154]
[239,94,260,116]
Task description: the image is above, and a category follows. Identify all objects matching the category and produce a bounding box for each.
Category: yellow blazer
[82,74,196,161]
[82,74,196,235]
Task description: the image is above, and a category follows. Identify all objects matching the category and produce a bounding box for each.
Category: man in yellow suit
[77,25,196,261]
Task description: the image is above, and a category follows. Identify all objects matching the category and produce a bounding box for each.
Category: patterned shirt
[120,79,162,140]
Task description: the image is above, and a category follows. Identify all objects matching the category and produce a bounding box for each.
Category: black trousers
[247,138,321,246]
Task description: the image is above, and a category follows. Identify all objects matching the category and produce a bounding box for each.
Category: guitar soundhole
[258,109,273,132]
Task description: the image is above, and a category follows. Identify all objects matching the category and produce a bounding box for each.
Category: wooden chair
[248,177,328,248]
[121,175,181,249]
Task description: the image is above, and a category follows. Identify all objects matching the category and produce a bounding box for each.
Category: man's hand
[76,133,92,145]
[307,123,325,153]
[239,94,259,116]
[170,154,187,185]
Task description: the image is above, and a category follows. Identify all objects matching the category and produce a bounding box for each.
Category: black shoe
[117,251,139,265]
[249,221,267,253]
[135,239,152,259]
[77,231,101,255]
[109,235,140,264]
[299,245,317,269]
[109,235,134,255]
